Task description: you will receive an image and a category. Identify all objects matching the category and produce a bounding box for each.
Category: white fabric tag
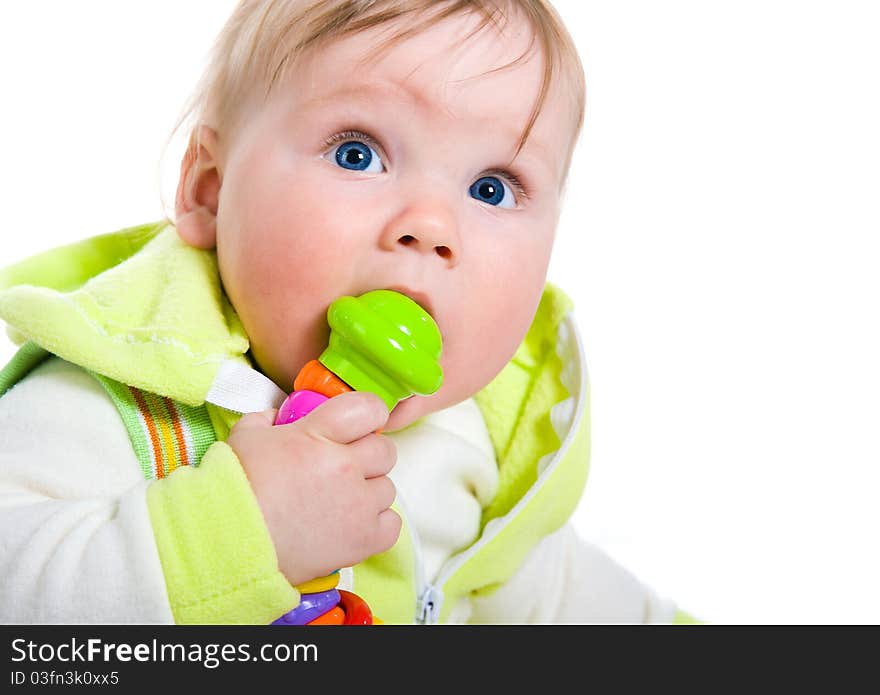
[205,359,288,413]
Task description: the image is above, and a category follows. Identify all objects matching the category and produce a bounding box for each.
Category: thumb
[234,408,279,430]
[304,391,390,443]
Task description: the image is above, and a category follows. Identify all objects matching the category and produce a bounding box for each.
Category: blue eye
[332,140,383,173]
[469,176,515,208]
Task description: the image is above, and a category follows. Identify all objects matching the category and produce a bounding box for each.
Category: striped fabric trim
[90,374,217,480]
[0,341,51,399]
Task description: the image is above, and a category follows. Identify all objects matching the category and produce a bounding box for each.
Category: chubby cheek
[448,263,546,394]
[217,149,359,388]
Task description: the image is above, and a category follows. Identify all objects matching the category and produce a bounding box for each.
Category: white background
[1,2,878,624]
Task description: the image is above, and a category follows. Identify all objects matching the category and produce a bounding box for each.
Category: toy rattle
[271,289,443,625]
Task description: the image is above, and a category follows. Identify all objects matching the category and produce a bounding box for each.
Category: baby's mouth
[384,285,435,320]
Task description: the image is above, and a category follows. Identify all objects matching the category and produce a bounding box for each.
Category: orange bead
[294,360,352,398]
[338,590,373,625]
[307,606,346,626]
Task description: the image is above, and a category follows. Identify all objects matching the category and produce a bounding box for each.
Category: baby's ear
[175,125,222,249]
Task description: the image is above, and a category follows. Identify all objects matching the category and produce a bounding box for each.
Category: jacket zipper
[408,312,587,625]
[394,492,441,625]
[416,521,502,624]
[407,490,530,624]
[402,491,499,624]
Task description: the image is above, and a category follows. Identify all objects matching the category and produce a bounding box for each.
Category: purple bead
[272,589,341,625]
[275,390,329,426]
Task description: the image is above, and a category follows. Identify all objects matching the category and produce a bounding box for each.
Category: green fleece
[147,442,300,624]
[0,223,248,407]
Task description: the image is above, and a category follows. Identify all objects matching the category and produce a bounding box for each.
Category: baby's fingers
[366,476,397,514]
[373,508,403,555]
[304,391,390,444]
[348,433,397,478]
[232,408,278,431]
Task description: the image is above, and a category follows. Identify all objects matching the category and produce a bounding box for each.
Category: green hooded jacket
[0,220,603,624]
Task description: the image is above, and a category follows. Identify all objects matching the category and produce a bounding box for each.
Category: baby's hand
[227,391,400,587]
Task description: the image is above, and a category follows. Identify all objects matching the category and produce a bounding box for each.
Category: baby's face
[206,12,573,431]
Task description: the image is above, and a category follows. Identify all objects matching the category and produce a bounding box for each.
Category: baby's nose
[379,201,460,267]
[398,233,453,262]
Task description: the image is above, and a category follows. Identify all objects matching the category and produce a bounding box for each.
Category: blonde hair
[170,0,585,197]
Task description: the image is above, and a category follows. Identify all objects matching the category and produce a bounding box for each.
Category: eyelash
[487,169,528,201]
[322,129,530,200]
[323,129,381,153]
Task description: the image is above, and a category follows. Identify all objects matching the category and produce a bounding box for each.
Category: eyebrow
[299,79,434,117]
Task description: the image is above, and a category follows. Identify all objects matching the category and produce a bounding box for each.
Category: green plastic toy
[319,290,444,411]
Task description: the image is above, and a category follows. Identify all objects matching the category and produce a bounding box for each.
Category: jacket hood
[0,222,250,407]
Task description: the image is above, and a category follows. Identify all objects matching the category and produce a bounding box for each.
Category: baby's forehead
[296,12,543,106]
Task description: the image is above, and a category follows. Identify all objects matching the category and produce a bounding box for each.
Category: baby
[0,0,691,624]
